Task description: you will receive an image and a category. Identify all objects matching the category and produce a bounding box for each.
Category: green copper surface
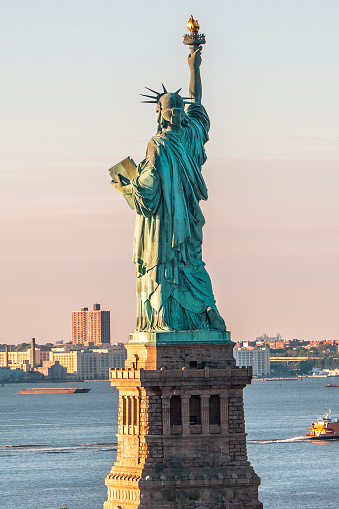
[111,46,227,336]
[129,330,231,345]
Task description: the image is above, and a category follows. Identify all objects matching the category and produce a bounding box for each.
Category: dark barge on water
[19,387,91,394]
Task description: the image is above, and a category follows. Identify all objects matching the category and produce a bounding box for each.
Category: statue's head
[140,85,190,132]
[157,93,185,127]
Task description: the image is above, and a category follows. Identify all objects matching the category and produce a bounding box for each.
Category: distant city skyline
[1,1,338,344]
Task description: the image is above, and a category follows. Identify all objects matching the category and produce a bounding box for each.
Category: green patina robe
[131,103,221,331]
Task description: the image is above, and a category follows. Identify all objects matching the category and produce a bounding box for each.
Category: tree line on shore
[271,345,338,374]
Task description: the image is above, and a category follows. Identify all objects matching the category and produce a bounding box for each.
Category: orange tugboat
[306,410,339,440]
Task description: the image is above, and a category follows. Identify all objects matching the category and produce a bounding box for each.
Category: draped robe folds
[131,103,223,331]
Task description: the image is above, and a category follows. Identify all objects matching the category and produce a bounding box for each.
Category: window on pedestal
[127,397,132,426]
[189,395,201,425]
[209,395,221,425]
[170,396,182,425]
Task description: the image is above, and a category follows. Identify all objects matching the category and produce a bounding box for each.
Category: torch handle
[189,44,203,56]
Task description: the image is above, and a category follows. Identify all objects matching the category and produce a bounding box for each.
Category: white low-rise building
[0,342,127,380]
[234,345,270,376]
[51,343,127,379]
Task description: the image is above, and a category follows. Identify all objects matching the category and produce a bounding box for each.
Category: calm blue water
[245,377,339,509]
[0,382,118,509]
[0,377,338,508]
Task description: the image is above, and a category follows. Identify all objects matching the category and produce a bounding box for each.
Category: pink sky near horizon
[1,1,339,344]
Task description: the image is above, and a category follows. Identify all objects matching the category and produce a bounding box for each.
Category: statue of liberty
[111,34,226,333]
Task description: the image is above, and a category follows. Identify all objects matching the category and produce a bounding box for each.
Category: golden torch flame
[187,15,200,33]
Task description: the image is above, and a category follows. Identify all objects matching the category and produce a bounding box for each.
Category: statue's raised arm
[188,47,203,103]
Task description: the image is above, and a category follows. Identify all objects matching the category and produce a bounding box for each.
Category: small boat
[306,410,339,440]
[19,387,91,395]
[324,384,339,388]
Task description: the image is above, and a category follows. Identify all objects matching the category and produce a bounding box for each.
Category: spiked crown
[140,85,191,130]
[140,84,191,106]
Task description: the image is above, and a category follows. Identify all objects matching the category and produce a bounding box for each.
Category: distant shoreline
[1,379,110,384]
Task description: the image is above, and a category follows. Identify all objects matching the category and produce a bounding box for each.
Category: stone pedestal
[104,331,263,509]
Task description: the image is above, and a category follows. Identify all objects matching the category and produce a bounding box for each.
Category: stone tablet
[108,156,137,209]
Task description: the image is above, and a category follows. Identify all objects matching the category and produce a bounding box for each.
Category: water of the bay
[1,376,338,509]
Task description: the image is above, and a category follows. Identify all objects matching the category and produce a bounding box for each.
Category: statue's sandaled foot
[206,306,227,331]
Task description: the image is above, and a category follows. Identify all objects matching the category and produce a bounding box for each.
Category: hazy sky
[1,1,339,344]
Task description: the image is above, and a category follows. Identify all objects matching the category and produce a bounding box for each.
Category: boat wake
[249,436,307,444]
[0,443,117,454]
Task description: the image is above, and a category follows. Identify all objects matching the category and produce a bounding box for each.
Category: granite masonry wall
[104,339,263,509]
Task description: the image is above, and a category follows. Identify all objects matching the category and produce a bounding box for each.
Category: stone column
[220,394,229,433]
[200,394,210,434]
[131,396,135,434]
[136,395,140,434]
[122,396,127,434]
[181,394,190,435]
[161,395,171,435]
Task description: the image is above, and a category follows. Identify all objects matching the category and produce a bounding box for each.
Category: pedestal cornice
[129,329,231,345]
